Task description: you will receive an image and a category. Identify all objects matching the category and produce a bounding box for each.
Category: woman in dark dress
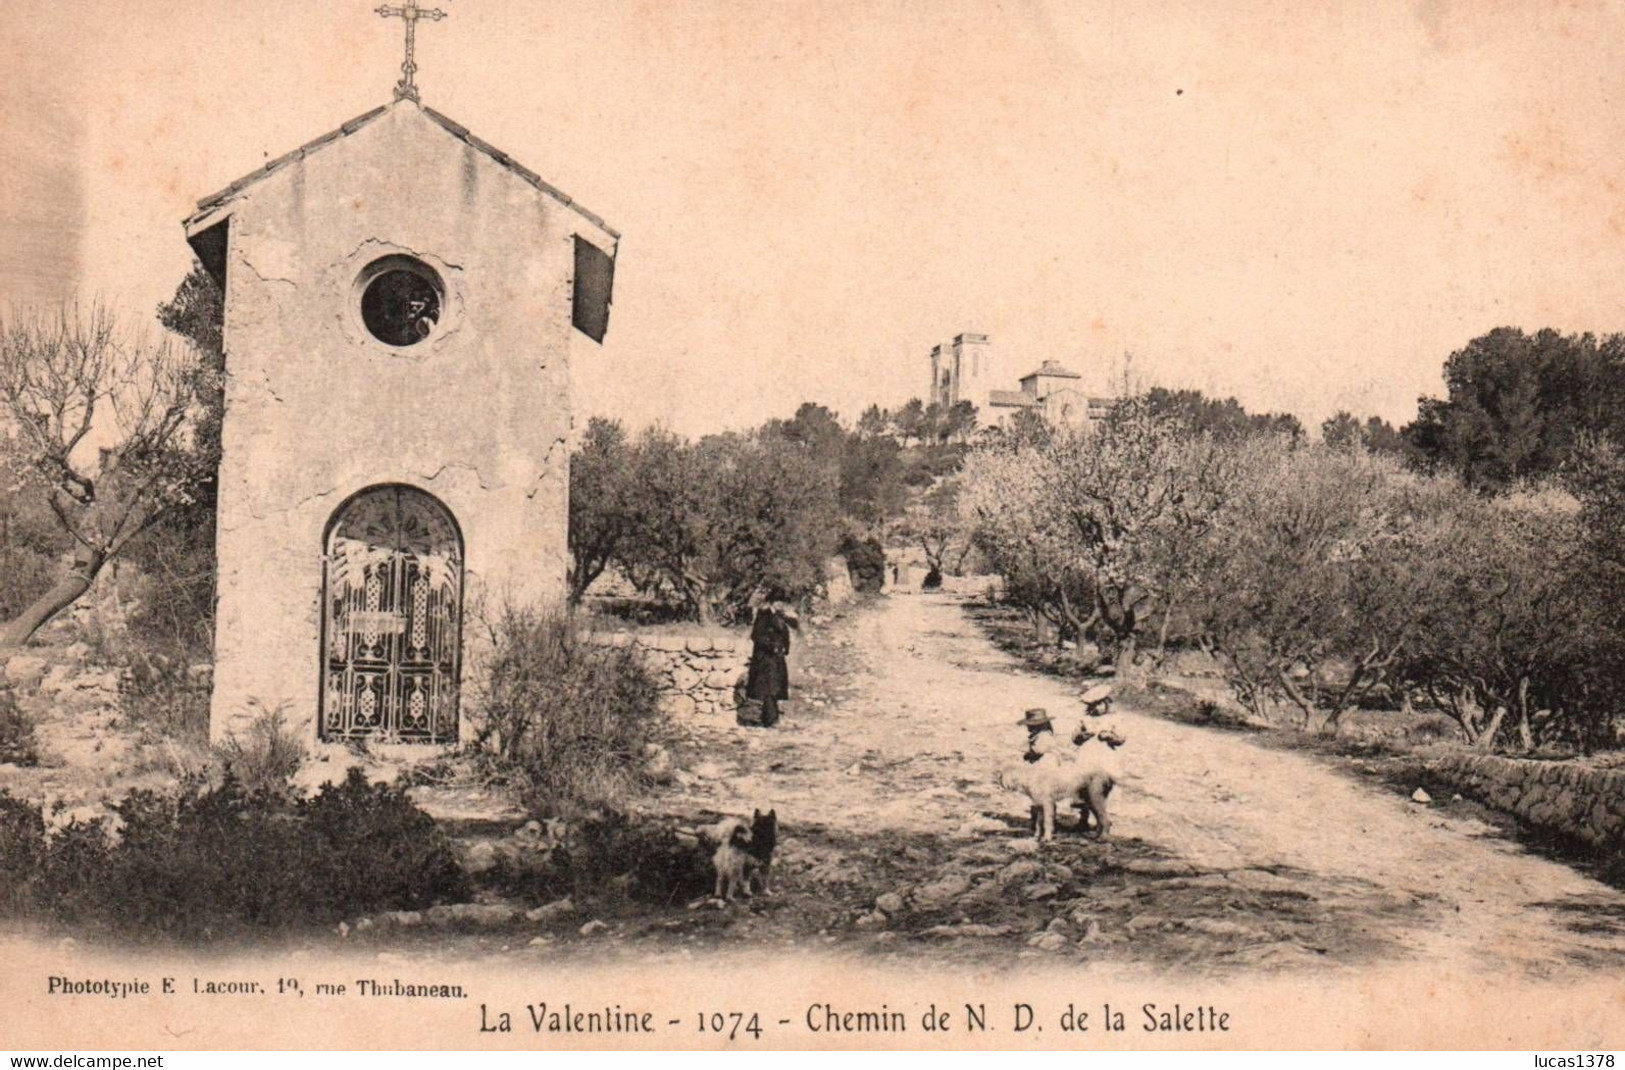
[746,598,797,728]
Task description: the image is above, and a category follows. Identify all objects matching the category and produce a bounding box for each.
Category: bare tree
[1034,401,1236,673]
[0,302,212,647]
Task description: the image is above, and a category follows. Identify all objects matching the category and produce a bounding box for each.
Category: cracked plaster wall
[208,103,601,743]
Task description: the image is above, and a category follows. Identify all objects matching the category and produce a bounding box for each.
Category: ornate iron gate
[321,485,462,743]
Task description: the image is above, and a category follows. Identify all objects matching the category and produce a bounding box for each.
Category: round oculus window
[358,256,443,347]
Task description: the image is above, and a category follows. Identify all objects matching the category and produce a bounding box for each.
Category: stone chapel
[184,59,618,745]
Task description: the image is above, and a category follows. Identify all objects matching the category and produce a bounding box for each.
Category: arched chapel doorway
[320,485,463,743]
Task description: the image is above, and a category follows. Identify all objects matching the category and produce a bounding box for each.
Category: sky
[2,0,1622,437]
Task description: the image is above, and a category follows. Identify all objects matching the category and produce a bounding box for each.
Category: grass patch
[216,702,304,798]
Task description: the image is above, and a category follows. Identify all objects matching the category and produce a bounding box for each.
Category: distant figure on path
[747,594,798,728]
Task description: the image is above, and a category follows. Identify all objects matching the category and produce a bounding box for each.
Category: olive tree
[566,417,637,605]
[900,480,971,585]
[1396,488,1585,749]
[614,430,840,623]
[1190,445,1422,730]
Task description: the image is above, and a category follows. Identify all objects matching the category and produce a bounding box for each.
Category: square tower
[948,332,992,408]
[928,343,949,408]
[184,99,618,745]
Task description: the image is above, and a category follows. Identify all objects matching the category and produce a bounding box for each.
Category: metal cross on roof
[375,0,448,102]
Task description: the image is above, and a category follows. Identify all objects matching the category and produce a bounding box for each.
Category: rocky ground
[0,628,209,824]
[348,592,1625,976]
[7,592,1625,976]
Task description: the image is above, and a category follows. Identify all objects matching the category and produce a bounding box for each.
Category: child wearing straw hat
[1019,707,1059,764]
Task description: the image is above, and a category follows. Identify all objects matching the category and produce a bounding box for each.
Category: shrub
[0,772,465,940]
[474,604,663,815]
[902,464,938,488]
[299,768,468,917]
[38,814,114,926]
[103,778,310,936]
[559,810,713,907]
[903,443,968,484]
[838,533,886,593]
[0,689,38,766]
[0,791,45,912]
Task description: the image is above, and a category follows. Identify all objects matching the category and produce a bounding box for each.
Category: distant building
[927,333,1112,428]
[929,333,1000,412]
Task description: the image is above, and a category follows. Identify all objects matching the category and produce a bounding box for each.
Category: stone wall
[938,573,1003,597]
[1428,752,1625,853]
[594,633,751,719]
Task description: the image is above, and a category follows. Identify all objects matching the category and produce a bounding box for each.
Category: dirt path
[651,592,1625,975]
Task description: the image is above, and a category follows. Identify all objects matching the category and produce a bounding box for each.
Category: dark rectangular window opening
[572,236,615,343]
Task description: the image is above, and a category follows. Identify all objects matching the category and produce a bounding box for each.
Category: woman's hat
[1018,708,1052,729]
